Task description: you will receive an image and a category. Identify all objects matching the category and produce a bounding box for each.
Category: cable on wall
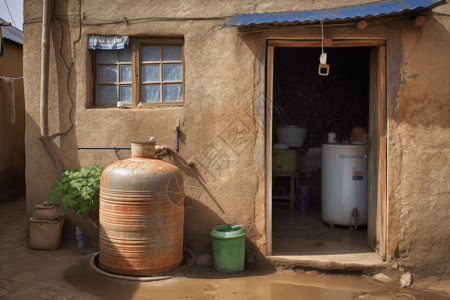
[318,20,330,76]
[3,0,17,28]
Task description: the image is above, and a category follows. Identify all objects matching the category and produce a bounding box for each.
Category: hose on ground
[90,252,171,282]
[90,245,197,281]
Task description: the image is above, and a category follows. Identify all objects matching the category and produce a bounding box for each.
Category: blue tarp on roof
[223,0,446,27]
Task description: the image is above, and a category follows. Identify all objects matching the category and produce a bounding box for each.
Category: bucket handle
[230,224,243,230]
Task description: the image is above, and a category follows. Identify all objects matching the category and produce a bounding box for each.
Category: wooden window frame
[95,49,132,106]
[93,37,184,108]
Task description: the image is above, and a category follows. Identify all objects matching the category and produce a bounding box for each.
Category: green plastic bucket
[210,224,246,273]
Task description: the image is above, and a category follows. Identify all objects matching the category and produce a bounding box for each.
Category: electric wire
[23,14,232,26]
[320,20,324,54]
[43,0,81,142]
[22,10,450,28]
[3,0,17,28]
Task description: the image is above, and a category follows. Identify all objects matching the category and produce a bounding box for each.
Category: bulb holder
[318,64,330,76]
[319,53,327,65]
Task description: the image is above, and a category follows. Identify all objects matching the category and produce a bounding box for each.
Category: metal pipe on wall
[78,146,169,156]
[40,0,51,137]
[175,125,180,153]
[78,147,132,150]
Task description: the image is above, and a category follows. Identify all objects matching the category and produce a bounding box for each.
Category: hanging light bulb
[318,21,330,76]
[320,52,327,65]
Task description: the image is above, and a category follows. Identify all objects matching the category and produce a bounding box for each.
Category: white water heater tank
[321,144,369,226]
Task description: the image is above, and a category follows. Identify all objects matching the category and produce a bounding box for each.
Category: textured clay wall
[387,7,450,276]
[233,9,450,275]
[23,0,269,254]
[23,0,450,275]
[0,39,25,202]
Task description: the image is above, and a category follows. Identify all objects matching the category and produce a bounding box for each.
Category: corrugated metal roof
[223,0,446,27]
[0,18,23,45]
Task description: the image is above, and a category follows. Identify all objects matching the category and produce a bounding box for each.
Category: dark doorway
[271,46,373,256]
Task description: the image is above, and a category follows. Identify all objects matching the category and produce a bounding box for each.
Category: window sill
[90,102,184,110]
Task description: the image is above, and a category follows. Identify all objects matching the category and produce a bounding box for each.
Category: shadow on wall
[28,0,85,245]
[184,200,225,255]
[166,151,225,214]
[166,151,226,253]
[25,109,99,253]
[24,112,60,212]
[163,151,275,272]
[51,0,81,170]
[25,0,81,207]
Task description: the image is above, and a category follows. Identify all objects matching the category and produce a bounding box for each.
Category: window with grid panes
[94,38,183,107]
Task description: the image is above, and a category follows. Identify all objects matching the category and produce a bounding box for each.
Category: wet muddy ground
[1,198,449,300]
[65,261,450,300]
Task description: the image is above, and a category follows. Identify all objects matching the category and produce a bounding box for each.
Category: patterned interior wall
[273,47,370,148]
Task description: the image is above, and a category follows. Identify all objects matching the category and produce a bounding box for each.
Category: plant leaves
[49,164,105,217]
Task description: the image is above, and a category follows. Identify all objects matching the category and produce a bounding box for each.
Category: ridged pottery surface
[99,151,184,276]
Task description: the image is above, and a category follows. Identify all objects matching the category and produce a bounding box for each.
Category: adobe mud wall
[0,39,25,202]
[23,0,449,275]
[387,9,450,276]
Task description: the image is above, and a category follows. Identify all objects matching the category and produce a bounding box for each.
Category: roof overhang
[0,18,23,45]
[222,0,447,28]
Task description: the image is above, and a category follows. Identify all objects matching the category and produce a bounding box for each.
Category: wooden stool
[273,171,300,209]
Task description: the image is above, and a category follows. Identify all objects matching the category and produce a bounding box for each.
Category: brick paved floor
[0,198,102,299]
[1,197,449,300]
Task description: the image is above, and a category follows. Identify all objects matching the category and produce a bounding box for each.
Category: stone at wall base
[400,272,413,288]
[371,273,393,283]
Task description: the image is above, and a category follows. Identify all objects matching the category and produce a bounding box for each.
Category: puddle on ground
[269,282,354,300]
[63,263,450,300]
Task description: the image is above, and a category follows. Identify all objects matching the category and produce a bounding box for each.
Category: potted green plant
[50,164,105,228]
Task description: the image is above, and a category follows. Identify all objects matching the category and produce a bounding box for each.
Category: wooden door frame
[368,45,387,259]
[265,39,387,257]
